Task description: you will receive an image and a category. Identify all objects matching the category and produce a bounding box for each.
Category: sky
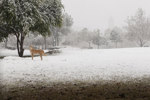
[62,0,150,32]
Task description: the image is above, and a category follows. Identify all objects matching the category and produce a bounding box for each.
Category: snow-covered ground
[1,47,150,86]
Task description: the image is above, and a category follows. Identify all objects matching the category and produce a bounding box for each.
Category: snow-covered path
[1,47,150,85]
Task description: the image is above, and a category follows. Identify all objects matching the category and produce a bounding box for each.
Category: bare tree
[126,8,150,47]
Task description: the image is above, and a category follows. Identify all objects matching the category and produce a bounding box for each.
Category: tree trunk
[52,34,56,46]
[16,33,25,57]
[44,36,47,49]
[138,39,145,47]
[56,36,59,46]
[55,32,59,46]
[54,40,56,46]
[140,43,144,47]
[4,38,8,48]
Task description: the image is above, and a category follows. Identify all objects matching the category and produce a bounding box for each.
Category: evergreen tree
[110,30,122,48]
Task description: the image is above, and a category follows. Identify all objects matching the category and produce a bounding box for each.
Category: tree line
[62,8,150,49]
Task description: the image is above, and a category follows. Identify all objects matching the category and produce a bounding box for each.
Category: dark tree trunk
[139,39,144,47]
[137,38,146,47]
[16,33,25,57]
[4,38,8,48]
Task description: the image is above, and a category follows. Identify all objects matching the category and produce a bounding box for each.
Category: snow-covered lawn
[1,47,150,86]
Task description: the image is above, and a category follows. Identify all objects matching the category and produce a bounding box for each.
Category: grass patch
[1,78,150,100]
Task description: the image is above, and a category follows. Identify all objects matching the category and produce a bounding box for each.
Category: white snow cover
[1,47,150,86]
